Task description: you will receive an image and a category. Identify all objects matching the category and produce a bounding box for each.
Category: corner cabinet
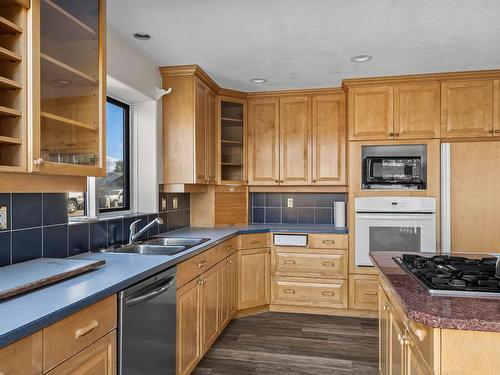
[248,91,346,186]
[161,66,217,186]
[31,0,106,176]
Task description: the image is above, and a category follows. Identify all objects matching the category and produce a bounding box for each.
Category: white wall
[107,28,163,213]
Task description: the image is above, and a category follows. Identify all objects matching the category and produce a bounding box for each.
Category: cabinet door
[390,314,406,375]
[247,98,280,185]
[494,80,500,136]
[406,341,433,375]
[46,332,116,375]
[177,278,201,375]
[279,96,311,185]
[218,259,230,330]
[348,86,393,140]
[441,80,494,138]
[0,332,42,375]
[379,287,391,375]
[394,83,440,139]
[32,0,106,176]
[206,89,217,183]
[312,94,345,185]
[195,78,208,183]
[200,265,219,354]
[228,253,238,316]
[238,248,270,309]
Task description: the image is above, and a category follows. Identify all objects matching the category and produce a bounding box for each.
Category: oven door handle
[356,213,435,221]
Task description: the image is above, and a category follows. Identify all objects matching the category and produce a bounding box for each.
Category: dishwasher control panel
[273,234,308,247]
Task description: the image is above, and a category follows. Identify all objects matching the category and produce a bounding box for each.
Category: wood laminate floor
[193,312,379,375]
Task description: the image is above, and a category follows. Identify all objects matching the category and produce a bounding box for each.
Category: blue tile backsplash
[249,192,347,225]
[0,192,190,265]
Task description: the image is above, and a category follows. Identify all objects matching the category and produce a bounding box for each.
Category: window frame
[97,96,131,214]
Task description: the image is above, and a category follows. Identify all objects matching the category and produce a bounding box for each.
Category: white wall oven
[355,197,436,266]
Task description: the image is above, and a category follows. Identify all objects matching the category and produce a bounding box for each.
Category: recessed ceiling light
[54,79,71,85]
[132,32,151,41]
[350,55,373,63]
[249,78,268,84]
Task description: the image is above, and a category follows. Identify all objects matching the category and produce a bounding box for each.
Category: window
[68,192,87,217]
[98,98,130,213]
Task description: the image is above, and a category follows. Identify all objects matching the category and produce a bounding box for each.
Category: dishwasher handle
[125,276,175,307]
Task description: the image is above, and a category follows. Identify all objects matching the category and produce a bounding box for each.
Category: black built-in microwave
[362,156,425,189]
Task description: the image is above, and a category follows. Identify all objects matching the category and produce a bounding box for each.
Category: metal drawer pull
[197,260,207,268]
[364,291,378,296]
[322,239,335,245]
[322,261,335,267]
[409,321,428,342]
[250,240,261,245]
[197,278,204,285]
[383,304,389,311]
[75,320,99,339]
[227,245,232,251]
[283,289,296,294]
[322,291,335,296]
[284,260,296,265]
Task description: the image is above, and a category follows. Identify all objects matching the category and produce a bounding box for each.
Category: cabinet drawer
[238,233,269,249]
[271,276,347,309]
[349,274,379,310]
[273,249,348,279]
[214,237,238,262]
[43,295,117,372]
[308,234,348,249]
[46,331,116,375]
[177,246,218,288]
[0,332,42,375]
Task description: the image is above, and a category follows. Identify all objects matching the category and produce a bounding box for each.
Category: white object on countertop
[273,234,308,247]
[334,201,346,228]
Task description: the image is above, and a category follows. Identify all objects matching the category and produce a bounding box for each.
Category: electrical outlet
[0,206,7,230]
[172,197,178,210]
[287,198,294,208]
[161,198,167,211]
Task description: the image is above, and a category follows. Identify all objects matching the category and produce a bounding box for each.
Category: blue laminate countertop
[0,224,347,348]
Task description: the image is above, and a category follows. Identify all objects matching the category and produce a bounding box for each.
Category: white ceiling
[107,0,500,92]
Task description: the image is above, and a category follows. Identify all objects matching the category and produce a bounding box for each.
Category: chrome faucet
[128,217,163,244]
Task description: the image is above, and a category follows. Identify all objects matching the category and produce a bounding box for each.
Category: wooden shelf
[221,163,243,167]
[0,15,23,34]
[0,135,21,144]
[0,76,21,89]
[0,46,21,62]
[0,105,21,117]
[221,140,243,145]
[41,111,96,131]
[41,53,97,87]
[42,0,96,43]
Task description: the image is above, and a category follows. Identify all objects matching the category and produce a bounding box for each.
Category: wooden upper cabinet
[206,88,217,183]
[32,0,106,177]
[279,96,311,185]
[312,94,345,185]
[348,86,393,140]
[247,97,280,185]
[394,83,440,139]
[495,80,500,136]
[195,78,208,184]
[441,80,494,138]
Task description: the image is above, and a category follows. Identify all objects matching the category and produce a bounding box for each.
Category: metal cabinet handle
[227,245,232,251]
[33,158,44,166]
[197,278,204,285]
[280,180,284,183]
[249,240,261,245]
[322,239,335,244]
[197,260,207,268]
[322,291,335,296]
[389,132,394,137]
[488,129,494,134]
[75,320,99,339]
[383,304,389,311]
[364,291,378,296]
[495,129,500,134]
[284,260,296,265]
[409,321,427,342]
[394,133,400,137]
[322,261,335,267]
[283,289,296,294]
[312,179,317,183]
[274,179,279,183]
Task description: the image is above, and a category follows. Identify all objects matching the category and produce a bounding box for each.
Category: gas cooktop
[394,254,500,297]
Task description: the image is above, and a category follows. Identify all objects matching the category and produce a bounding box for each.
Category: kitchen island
[371,251,500,375]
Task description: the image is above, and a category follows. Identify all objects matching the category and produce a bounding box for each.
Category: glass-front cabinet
[31,0,105,176]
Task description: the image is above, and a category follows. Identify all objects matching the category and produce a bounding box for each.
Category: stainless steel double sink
[106,237,209,256]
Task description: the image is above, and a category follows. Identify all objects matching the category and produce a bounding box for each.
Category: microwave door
[355,213,436,266]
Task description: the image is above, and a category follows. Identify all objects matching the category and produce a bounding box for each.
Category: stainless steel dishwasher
[119,267,176,374]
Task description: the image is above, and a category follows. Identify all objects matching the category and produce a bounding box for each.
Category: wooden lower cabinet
[200,265,219,353]
[0,332,42,375]
[46,331,116,375]
[218,252,238,330]
[237,247,270,309]
[349,274,379,310]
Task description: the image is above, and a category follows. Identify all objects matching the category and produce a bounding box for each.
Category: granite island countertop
[370,251,500,332]
[0,224,347,348]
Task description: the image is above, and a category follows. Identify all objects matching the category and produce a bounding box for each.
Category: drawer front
[349,275,379,310]
[214,237,238,263]
[238,233,269,249]
[177,246,218,288]
[308,234,348,249]
[271,276,347,309]
[43,295,117,372]
[0,332,42,375]
[273,250,348,279]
